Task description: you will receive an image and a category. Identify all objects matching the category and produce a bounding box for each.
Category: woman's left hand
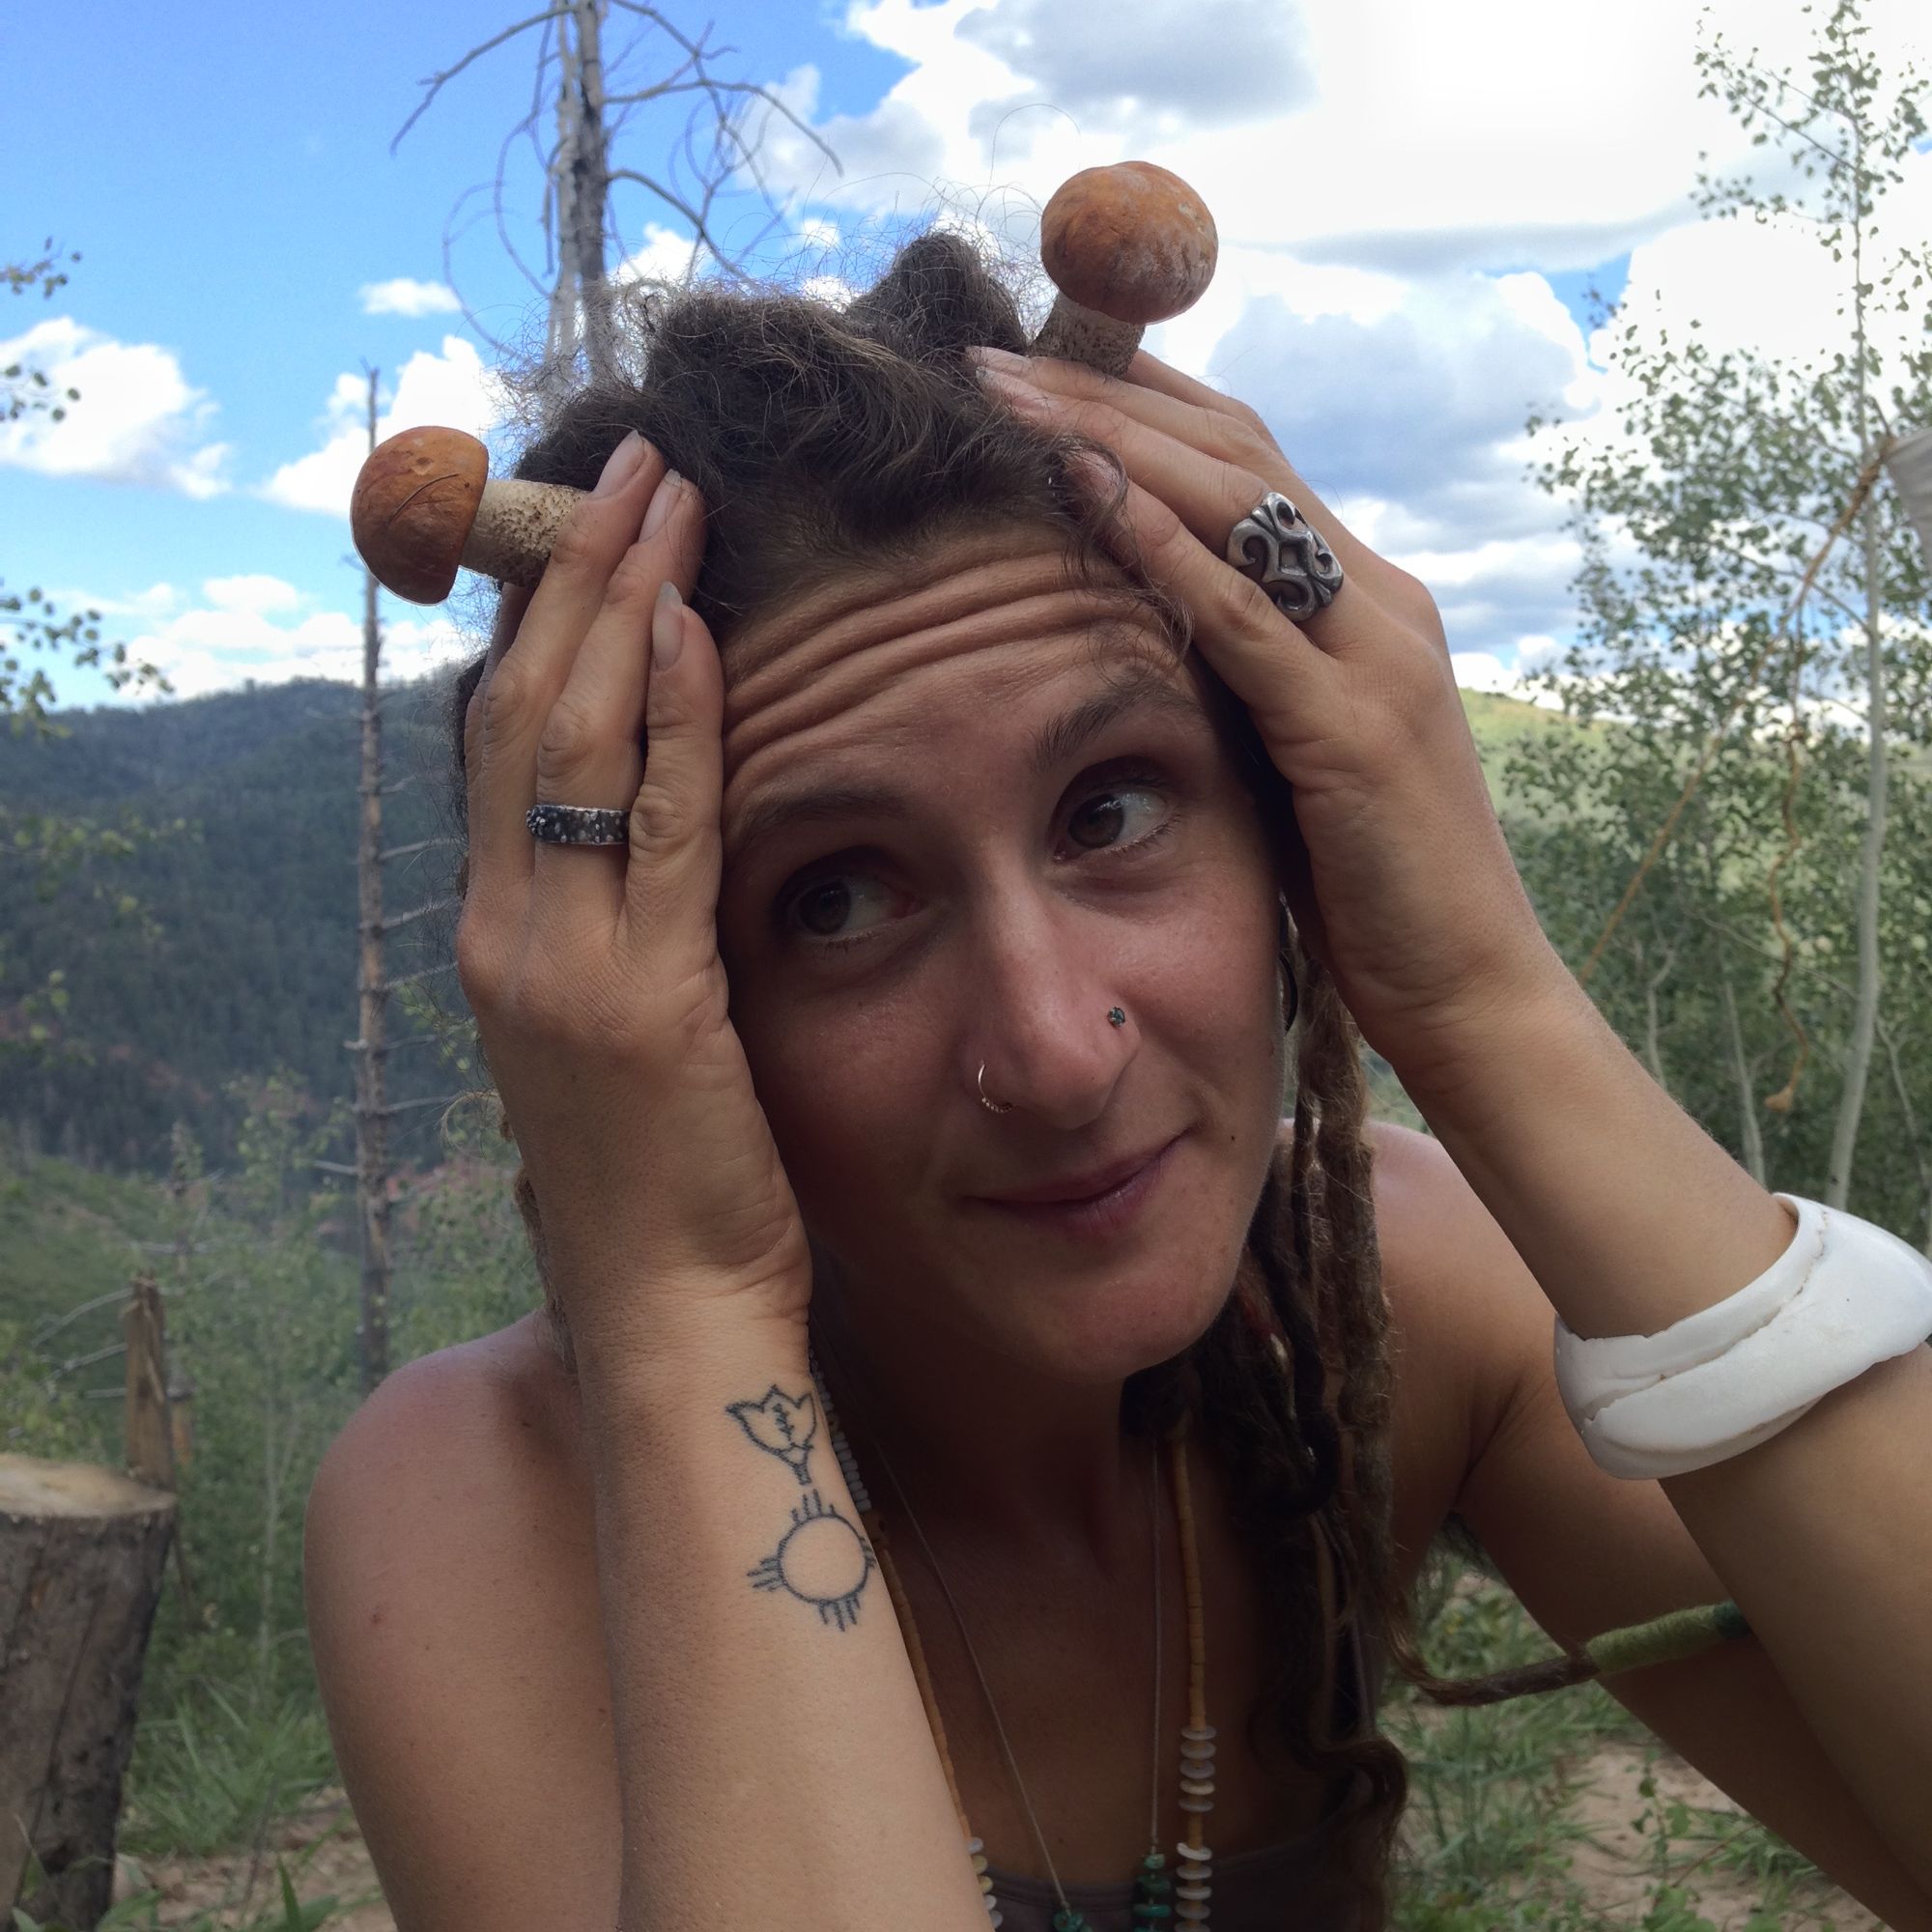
[970,343,1570,1092]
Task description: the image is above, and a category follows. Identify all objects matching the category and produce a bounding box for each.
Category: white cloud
[732,0,1932,678]
[51,575,479,703]
[260,336,508,518]
[959,0,1318,137]
[359,277,463,318]
[1451,652,1520,696]
[612,221,710,291]
[204,574,302,615]
[0,317,231,497]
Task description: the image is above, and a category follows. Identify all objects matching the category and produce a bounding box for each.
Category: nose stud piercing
[978,1008,1127,1114]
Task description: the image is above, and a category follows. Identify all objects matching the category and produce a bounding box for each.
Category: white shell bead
[1179,1796,1215,1813]
[1177,1883,1212,1901]
[1181,1725,1217,1741]
[1176,1902,1210,1922]
[965,1838,984,1854]
[1180,1778,1215,1796]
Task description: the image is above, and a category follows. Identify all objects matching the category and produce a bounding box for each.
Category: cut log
[0,1454,176,1930]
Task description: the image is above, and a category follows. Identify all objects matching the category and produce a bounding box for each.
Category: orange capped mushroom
[350,426,580,606]
[1032,161,1218,375]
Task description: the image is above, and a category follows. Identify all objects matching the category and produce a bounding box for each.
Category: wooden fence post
[0,1273,178,1928]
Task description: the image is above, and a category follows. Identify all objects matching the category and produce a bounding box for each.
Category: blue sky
[7,0,1927,711]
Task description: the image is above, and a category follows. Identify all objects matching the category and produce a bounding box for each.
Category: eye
[1063,775,1172,857]
[778,767,1180,952]
[789,873,898,946]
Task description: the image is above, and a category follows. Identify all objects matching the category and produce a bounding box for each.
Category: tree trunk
[1715,943,1766,1185]
[0,1456,175,1930]
[1826,134,1888,1211]
[355,370,392,1393]
[1826,483,1889,1208]
[544,0,615,389]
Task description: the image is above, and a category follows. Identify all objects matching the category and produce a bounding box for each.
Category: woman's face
[714,522,1287,1385]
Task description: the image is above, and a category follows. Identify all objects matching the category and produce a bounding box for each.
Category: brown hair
[440,230,1436,1923]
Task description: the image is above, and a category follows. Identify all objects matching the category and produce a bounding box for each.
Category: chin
[995,1253,1238,1388]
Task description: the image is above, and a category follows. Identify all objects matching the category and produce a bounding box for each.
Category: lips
[978,1137,1177,1206]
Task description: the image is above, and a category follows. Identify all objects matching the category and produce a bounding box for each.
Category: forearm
[575,1302,988,1932]
[1400,971,1932,1892]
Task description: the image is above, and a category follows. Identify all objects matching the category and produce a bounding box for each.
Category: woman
[303,233,1932,1932]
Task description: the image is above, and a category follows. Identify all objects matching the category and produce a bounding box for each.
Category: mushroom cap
[1039,161,1219,327]
[351,427,491,604]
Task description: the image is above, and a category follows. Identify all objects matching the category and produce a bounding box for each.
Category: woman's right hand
[456,432,813,1367]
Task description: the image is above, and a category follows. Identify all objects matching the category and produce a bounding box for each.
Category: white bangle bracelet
[1554,1193,1932,1480]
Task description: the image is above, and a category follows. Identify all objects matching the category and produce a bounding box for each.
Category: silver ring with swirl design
[1225,491,1344,619]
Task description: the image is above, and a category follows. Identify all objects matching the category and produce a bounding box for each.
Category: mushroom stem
[463,479,582,588]
[1030,294,1143,376]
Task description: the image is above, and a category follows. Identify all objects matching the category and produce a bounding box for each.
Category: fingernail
[592,431,646,497]
[641,469,682,540]
[652,580,685,670]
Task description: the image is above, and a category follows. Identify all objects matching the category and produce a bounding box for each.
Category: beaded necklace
[808,1338,1217,1930]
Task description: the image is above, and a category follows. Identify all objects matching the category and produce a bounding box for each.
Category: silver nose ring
[978,1007,1126,1114]
[978,1063,1013,1115]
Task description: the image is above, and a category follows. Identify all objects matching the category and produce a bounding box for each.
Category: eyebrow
[725,664,1203,860]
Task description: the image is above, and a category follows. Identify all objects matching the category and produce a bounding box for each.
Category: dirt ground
[1553,1742,1885,1930]
[118,1754,1885,1932]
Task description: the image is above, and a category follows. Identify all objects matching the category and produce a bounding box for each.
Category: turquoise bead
[1052,1912,1092,1931]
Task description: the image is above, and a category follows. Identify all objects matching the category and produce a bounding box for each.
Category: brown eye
[1067,783,1167,853]
[786,873,894,946]
[796,879,854,936]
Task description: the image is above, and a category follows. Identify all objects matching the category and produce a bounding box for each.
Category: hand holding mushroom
[349,160,1219,603]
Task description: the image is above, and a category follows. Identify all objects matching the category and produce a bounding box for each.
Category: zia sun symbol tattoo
[728,1384,876,1633]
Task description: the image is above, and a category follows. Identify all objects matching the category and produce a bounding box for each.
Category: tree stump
[0,1454,176,1929]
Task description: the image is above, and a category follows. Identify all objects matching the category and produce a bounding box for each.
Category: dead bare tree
[346,372,462,1389]
[393,0,838,394]
[350,368,395,1392]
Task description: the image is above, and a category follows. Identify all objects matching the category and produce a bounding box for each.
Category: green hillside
[0,672,472,1174]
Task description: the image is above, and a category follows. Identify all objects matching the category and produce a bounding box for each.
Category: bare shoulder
[304,1316,618,1932]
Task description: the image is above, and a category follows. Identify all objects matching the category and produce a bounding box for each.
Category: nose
[965,892,1134,1129]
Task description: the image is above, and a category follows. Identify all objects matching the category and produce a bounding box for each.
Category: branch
[369,895,459,936]
[392,8,572,154]
[439,186,529,355]
[374,1094,461,1118]
[390,960,458,990]
[1577,440,1897,986]
[376,838,460,863]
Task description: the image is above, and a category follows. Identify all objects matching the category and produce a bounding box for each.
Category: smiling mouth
[977,1136,1178,1207]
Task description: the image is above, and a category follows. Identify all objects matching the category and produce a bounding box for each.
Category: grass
[1386,1562,1862,1931]
[13,1855,351,1932]
[120,1686,339,1861]
[85,1561,1855,1932]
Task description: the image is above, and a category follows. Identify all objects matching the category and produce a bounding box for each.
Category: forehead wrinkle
[726,527,1091,684]
[721,583,1152,779]
[722,628,1201,862]
[722,542,1151,739]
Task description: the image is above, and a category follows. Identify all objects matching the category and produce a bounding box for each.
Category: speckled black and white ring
[526,803,630,846]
